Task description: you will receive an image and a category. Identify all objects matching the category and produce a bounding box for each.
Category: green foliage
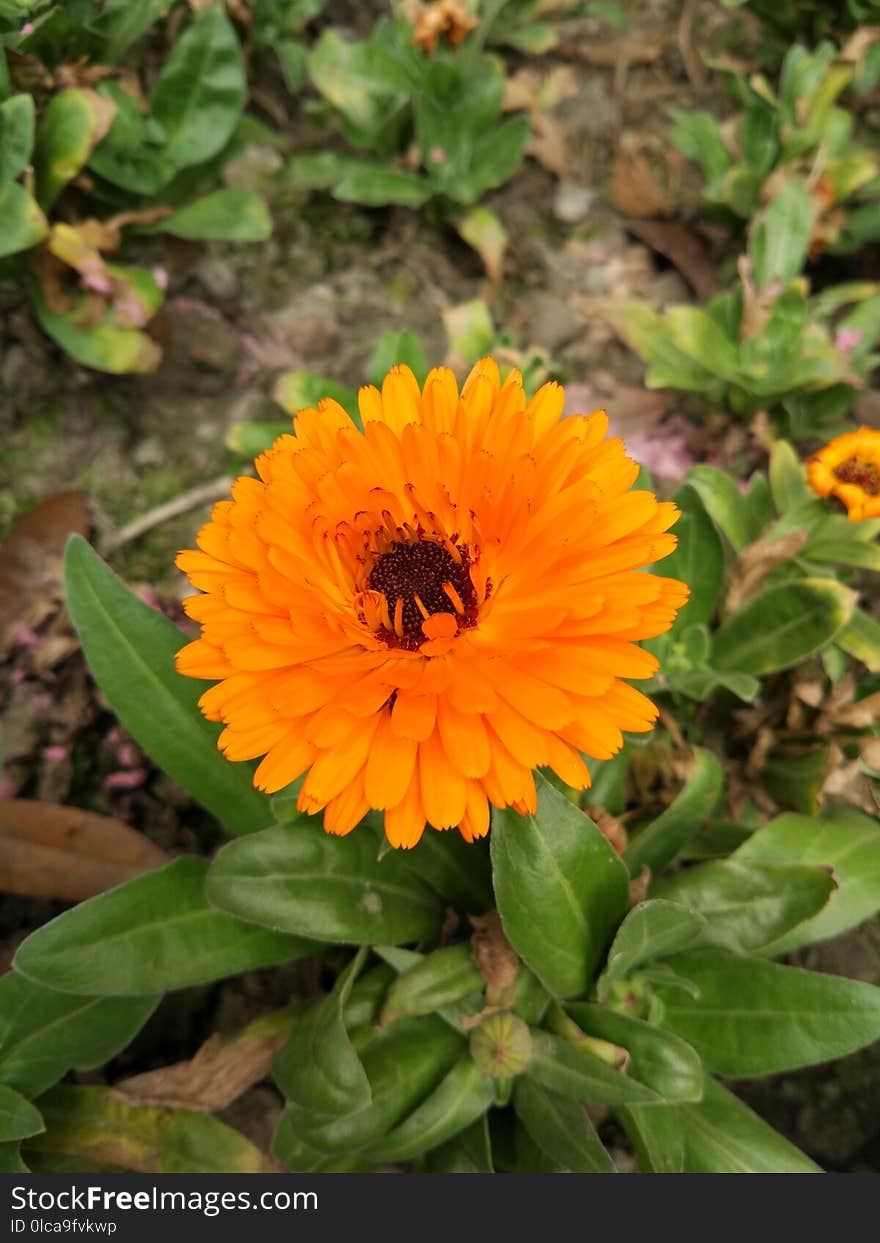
[671,41,880,251]
[624,183,880,432]
[293,16,530,209]
[0,2,271,371]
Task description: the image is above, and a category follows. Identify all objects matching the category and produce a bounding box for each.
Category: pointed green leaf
[836,607,880,671]
[286,1017,464,1154]
[599,900,708,993]
[0,974,158,1098]
[526,1033,660,1106]
[0,1086,44,1143]
[159,188,272,242]
[491,773,629,999]
[749,179,815,290]
[207,823,444,945]
[680,1076,821,1173]
[273,950,371,1116]
[657,948,880,1077]
[0,182,47,257]
[616,1104,685,1173]
[686,465,753,551]
[661,485,725,632]
[0,93,35,182]
[13,857,311,996]
[367,1058,494,1163]
[514,1078,615,1173]
[149,6,246,178]
[568,1004,704,1104]
[735,807,880,953]
[654,858,837,954]
[64,537,271,834]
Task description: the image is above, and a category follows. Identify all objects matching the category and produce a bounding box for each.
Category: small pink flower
[82,271,113,294]
[103,768,149,791]
[835,327,863,352]
[20,21,34,36]
[13,623,40,648]
[116,743,140,768]
[153,266,169,290]
[429,146,446,165]
[42,745,68,763]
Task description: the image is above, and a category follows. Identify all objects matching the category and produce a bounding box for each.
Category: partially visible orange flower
[175,358,688,848]
[806,427,880,522]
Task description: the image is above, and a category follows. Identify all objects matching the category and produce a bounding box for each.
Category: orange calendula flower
[806,426,880,522]
[175,359,688,848]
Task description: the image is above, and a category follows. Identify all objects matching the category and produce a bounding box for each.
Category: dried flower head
[176,359,688,847]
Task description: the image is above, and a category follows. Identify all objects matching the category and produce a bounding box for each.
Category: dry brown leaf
[723,529,809,616]
[0,800,168,902]
[0,492,90,655]
[609,135,680,219]
[470,911,518,1005]
[623,218,716,302]
[114,1009,295,1112]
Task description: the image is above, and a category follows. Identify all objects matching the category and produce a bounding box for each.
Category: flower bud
[469,1012,532,1079]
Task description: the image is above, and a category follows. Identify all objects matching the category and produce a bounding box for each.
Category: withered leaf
[0,492,91,655]
[113,1009,296,1112]
[0,800,168,902]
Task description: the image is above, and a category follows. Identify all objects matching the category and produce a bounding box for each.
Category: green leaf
[0,1086,44,1143]
[654,859,836,954]
[273,950,371,1116]
[735,807,880,953]
[660,486,725,632]
[333,162,433,208]
[421,1115,493,1172]
[30,283,162,375]
[272,1109,371,1173]
[679,1076,821,1173]
[380,943,483,1025]
[13,857,312,996]
[513,1078,615,1173]
[712,578,856,675]
[749,179,815,290]
[616,1104,685,1173]
[0,182,47,257]
[0,973,158,1099]
[0,1143,29,1174]
[88,82,164,196]
[623,747,724,878]
[226,419,292,458]
[91,0,176,64]
[64,537,271,834]
[685,464,753,551]
[0,93,34,182]
[367,1058,494,1163]
[273,369,359,421]
[599,900,708,993]
[368,329,429,388]
[670,109,731,183]
[150,6,246,179]
[159,188,272,242]
[207,823,444,946]
[526,1032,660,1106]
[657,947,880,1077]
[285,1017,464,1154]
[769,439,811,513]
[34,87,115,209]
[26,1085,274,1174]
[491,773,629,998]
[568,1004,704,1104]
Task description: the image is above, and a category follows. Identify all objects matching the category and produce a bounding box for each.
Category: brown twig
[102,474,246,554]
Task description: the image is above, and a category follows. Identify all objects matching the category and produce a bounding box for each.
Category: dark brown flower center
[368,538,478,650]
[833,457,880,495]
